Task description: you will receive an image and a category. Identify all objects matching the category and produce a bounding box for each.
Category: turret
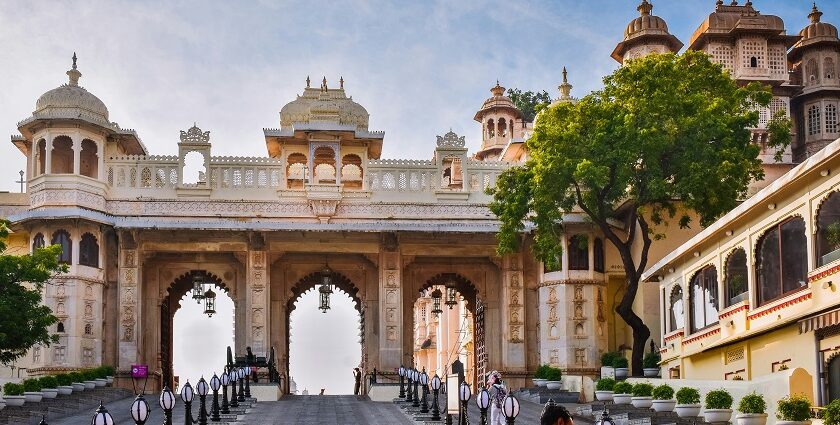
[611,0,683,64]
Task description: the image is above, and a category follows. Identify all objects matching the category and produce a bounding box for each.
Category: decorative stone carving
[549,349,560,365]
[436,130,466,148]
[252,288,264,306]
[548,287,557,303]
[124,269,136,285]
[386,326,397,341]
[180,125,210,144]
[549,305,558,321]
[575,348,586,365]
[252,270,263,285]
[85,285,93,299]
[308,199,340,221]
[385,290,397,304]
[84,303,93,318]
[574,285,583,300]
[252,308,263,325]
[386,308,396,323]
[386,272,397,287]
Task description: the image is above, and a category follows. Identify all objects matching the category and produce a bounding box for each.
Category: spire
[809,3,822,23]
[637,0,652,16]
[558,67,573,101]
[322,76,327,91]
[306,75,311,88]
[66,52,81,86]
[340,76,344,89]
[490,80,505,97]
[562,67,568,84]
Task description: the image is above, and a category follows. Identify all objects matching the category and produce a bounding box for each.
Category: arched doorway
[160,270,232,389]
[829,354,840,402]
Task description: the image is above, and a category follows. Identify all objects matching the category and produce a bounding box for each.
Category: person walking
[487,371,507,425]
[353,368,362,395]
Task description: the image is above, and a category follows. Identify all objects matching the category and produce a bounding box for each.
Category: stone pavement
[48,394,253,425]
[245,395,414,424]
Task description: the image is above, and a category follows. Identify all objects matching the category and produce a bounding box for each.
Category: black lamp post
[405,368,413,402]
[220,370,231,414]
[319,264,333,313]
[244,366,252,398]
[159,385,176,425]
[430,374,442,421]
[130,393,150,425]
[237,368,246,402]
[229,369,240,407]
[209,373,221,422]
[458,382,471,425]
[594,408,615,425]
[91,401,115,425]
[502,394,521,425]
[398,366,406,399]
[412,369,420,407]
[476,388,491,425]
[180,381,195,425]
[39,418,47,425]
[196,377,209,425]
[419,370,429,414]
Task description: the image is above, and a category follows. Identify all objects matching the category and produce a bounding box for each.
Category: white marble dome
[34,59,109,122]
[280,79,369,130]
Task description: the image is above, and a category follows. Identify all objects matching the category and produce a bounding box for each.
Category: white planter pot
[546,381,562,390]
[615,368,629,379]
[704,408,733,423]
[776,421,811,425]
[106,376,114,385]
[94,379,107,387]
[595,391,614,402]
[614,394,632,405]
[643,368,660,378]
[41,388,59,399]
[4,396,25,407]
[533,379,547,387]
[23,392,43,403]
[71,382,86,392]
[0,399,5,410]
[675,403,702,418]
[737,413,768,425]
[57,386,73,395]
[651,399,676,412]
[632,396,653,408]
[83,381,96,390]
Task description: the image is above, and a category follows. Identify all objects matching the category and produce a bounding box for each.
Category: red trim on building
[809,263,840,283]
[719,304,750,319]
[664,330,683,343]
[747,292,812,321]
[682,327,720,345]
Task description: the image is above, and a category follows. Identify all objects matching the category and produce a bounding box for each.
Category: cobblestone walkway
[245,395,414,424]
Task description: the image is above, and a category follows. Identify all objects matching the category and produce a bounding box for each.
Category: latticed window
[768,45,786,73]
[740,39,765,69]
[826,104,838,135]
[770,97,788,118]
[690,266,719,332]
[826,58,835,80]
[712,45,735,73]
[141,167,151,188]
[809,105,822,136]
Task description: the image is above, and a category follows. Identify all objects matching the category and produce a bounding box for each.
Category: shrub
[675,387,700,405]
[82,369,98,381]
[613,382,633,395]
[823,399,840,425]
[705,389,733,409]
[534,364,551,379]
[92,367,107,379]
[38,376,58,389]
[652,384,674,400]
[55,374,72,386]
[596,378,616,392]
[22,378,42,392]
[601,352,621,368]
[3,383,23,396]
[738,393,766,414]
[732,376,744,381]
[100,365,115,377]
[613,356,629,368]
[631,383,653,397]
[776,395,811,422]
[643,352,661,369]
[68,372,83,383]
[546,368,562,381]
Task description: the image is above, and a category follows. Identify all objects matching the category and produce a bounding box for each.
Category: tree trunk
[615,280,650,377]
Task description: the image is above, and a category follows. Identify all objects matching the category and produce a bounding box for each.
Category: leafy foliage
[600,352,622,368]
[643,351,661,369]
[652,384,674,401]
[823,399,840,425]
[22,378,42,392]
[613,357,629,368]
[38,376,58,389]
[535,364,551,379]
[596,378,616,391]
[3,382,23,396]
[489,51,790,374]
[776,395,811,421]
[705,389,733,409]
[55,373,72,386]
[545,367,562,381]
[68,372,83,383]
[0,219,66,365]
[631,383,654,397]
[507,88,551,122]
[738,393,767,414]
[675,387,700,405]
[613,382,633,395]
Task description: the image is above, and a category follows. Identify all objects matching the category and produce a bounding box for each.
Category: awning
[799,307,840,334]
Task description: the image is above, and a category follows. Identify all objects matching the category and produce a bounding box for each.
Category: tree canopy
[507,88,552,122]
[0,220,65,365]
[490,51,790,374]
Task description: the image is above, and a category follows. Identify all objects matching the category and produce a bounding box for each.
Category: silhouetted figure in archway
[353,368,362,395]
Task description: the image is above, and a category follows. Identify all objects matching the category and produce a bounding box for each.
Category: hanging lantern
[192,272,205,304]
[318,264,334,313]
[430,289,443,317]
[444,285,458,309]
[204,287,217,317]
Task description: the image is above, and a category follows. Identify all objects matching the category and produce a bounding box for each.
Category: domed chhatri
[611,0,683,63]
[279,76,369,131]
[34,53,109,123]
[473,81,522,122]
[791,3,839,56]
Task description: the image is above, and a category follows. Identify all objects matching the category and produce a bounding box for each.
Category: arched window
[313,146,336,184]
[51,136,73,174]
[51,230,72,264]
[806,59,819,85]
[35,139,46,176]
[826,58,835,80]
[690,266,719,332]
[669,285,684,333]
[498,118,507,137]
[593,238,605,273]
[79,139,98,178]
[56,322,65,333]
[817,192,840,266]
[286,152,308,189]
[827,104,838,135]
[32,233,45,251]
[79,233,99,267]
[725,249,748,306]
[756,217,808,306]
[750,57,758,68]
[487,119,495,138]
[341,154,363,189]
[568,235,589,270]
[809,105,822,136]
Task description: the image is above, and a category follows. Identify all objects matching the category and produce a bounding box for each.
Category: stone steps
[515,387,582,404]
[0,387,132,424]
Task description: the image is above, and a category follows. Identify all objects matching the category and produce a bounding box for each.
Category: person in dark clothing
[353,368,362,395]
[540,401,573,425]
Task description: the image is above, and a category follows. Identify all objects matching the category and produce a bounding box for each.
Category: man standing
[487,371,507,425]
[353,368,362,395]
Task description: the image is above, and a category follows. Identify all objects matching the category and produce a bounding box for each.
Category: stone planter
[533,379,547,387]
[651,399,676,412]
[106,376,114,385]
[643,368,660,378]
[675,403,702,418]
[94,379,107,387]
[0,398,5,410]
[23,392,43,403]
[595,391,614,402]
[776,421,811,425]
[704,409,733,424]
[41,388,59,399]
[615,368,629,379]
[71,382,86,392]
[546,381,562,390]
[57,386,73,395]
[632,396,653,408]
[613,393,632,405]
[83,381,96,390]
[736,413,768,425]
[4,396,24,407]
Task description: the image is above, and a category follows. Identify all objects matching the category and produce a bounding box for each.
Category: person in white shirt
[487,371,507,425]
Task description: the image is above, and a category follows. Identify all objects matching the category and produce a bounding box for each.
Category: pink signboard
[131,364,148,379]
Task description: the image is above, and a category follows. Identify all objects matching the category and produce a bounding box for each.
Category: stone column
[246,235,269,355]
[45,133,52,175]
[501,254,526,371]
[117,231,140,371]
[379,234,402,370]
[73,136,81,175]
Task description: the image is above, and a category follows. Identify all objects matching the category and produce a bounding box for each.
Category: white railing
[367,160,438,192]
[208,157,284,189]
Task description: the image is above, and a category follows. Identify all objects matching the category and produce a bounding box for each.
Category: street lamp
[412,369,420,407]
[459,382,472,425]
[203,287,217,318]
[398,366,406,399]
[430,289,443,317]
[209,373,221,421]
[502,394,521,425]
[419,370,429,414]
[445,285,458,309]
[196,377,209,425]
[237,368,246,402]
[244,366,252,398]
[477,388,491,425]
[181,381,195,425]
[159,385,176,425]
[405,368,413,402]
[430,374,442,421]
[192,272,205,303]
[220,370,231,414]
[228,369,240,407]
[594,408,615,425]
[91,401,114,425]
[319,264,334,313]
[130,393,150,425]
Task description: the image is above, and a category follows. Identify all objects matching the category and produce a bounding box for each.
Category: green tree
[489,51,790,375]
[0,220,65,365]
[507,88,551,122]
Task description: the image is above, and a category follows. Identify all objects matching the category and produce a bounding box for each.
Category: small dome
[624,1,669,39]
[473,81,523,122]
[34,55,109,122]
[279,77,369,130]
[799,4,838,40]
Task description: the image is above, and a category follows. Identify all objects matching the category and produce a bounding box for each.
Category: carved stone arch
[285,270,363,314]
[165,270,231,315]
[419,272,479,314]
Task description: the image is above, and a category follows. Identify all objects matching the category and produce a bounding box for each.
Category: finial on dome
[340,76,344,89]
[306,76,311,88]
[716,0,723,6]
[67,52,82,86]
[322,76,327,91]
[730,1,738,5]
[72,52,77,70]
[809,2,822,23]
[638,0,653,16]
[562,67,568,84]
[558,68,573,101]
[491,80,505,96]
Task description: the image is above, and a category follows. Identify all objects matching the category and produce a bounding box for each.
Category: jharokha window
[690,266,719,333]
[756,217,808,306]
[817,192,840,266]
[725,248,749,307]
[669,285,684,333]
[32,233,45,251]
[51,230,72,264]
[79,233,99,267]
[568,235,589,271]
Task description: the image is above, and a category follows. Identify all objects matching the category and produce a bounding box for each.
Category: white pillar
[73,137,81,175]
[379,249,403,370]
[45,134,53,174]
[246,248,269,354]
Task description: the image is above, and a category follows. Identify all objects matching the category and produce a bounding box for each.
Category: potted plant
[823,399,840,425]
[55,373,74,395]
[613,381,633,405]
[82,369,97,389]
[823,222,840,265]
[643,352,661,378]
[38,376,59,399]
[776,395,812,425]
[534,364,550,388]
[93,368,107,387]
[601,352,619,377]
[675,387,701,418]
[3,383,25,407]
[101,365,115,385]
[613,356,629,379]
[631,382,654,408]
[545,367,563,390]
[737,392,768,425]
[22,378,43,403]
[69,372,86,392]
[651,384,676,412]
[595,378,616,402]
[703,389,734,423]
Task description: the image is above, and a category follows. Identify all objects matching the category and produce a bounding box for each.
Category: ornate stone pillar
[379,233,402,370]
[501,254,526,371]
[246,234,269,355]
[44,133,52,174]
[73,135,81,175]
[117,231,140,370]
